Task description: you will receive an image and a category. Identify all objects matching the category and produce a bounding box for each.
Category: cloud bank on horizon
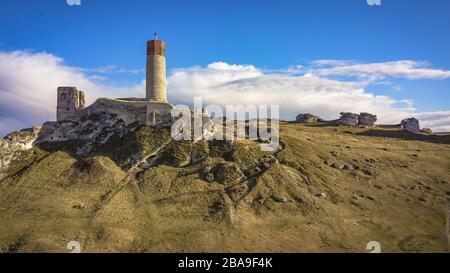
[1,49,450,136]
[312,60,450,81]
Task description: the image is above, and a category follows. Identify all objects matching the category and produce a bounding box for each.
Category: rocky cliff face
[0,126,42,178]
[0,111,222,176]
[0,113,133,176]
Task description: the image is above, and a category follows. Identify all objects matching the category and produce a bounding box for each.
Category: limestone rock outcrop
[401,118,421,134]
[0,126,42,175]
[296,113,323,123]
[358,112,377,127]
[324,112,377,127]
[0,113,138,176]
[36,112,132,155]
[334,112,360,126]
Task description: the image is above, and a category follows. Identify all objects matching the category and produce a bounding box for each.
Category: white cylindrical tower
[146,40,167,102]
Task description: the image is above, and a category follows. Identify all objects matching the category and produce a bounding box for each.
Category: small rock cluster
[202,155,278,186]
[294,112,431,134]
[420,128,433,134]
[295,112,377,127]
[330,162,356,172]
[200,162,244,186]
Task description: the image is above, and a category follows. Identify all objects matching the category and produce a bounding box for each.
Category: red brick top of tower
[147,40,165,56]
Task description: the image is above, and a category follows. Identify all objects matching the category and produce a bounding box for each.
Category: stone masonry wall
[57,87,86,121]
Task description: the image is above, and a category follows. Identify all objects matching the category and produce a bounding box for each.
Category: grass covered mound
[226,140,272,170]
[0,122,449,252]
[159,140,192,167]
[212,162,244,186]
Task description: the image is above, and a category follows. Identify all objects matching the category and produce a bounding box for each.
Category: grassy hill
[0,122,449,253]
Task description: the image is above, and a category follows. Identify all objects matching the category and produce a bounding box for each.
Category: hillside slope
[0,122,449,253]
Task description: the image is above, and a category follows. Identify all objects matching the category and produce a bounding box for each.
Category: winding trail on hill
[90,137,174,216]
[0,152,51,184]
[90,135,286,218]
[225,140,287,207]
[133,138,174,170]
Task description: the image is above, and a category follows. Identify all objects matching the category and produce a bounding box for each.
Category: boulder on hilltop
[333,112,360,126]
[401,118,421,134]
[295,113,324,123]
[358,112,377,127]
[324,112,378,127]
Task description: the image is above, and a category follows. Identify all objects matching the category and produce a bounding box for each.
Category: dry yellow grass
[0,123,449,253]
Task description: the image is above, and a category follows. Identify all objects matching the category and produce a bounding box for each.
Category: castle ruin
[56,39,173,126]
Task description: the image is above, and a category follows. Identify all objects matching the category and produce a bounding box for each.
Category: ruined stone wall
[79,98,173,126]
[36,97,174,155]
[56,84,173,127]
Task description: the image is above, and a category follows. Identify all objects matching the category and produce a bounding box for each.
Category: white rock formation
[36,112,134,155]
[401,118,421,134]
[0,113,139,177]
[0,126,42,176]
[358,113,377,127]
[296,113,323,123]
[334,112,360,126]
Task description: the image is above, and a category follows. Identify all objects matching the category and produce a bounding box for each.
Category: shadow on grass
[356,129,450,145]
[285,121,335,128]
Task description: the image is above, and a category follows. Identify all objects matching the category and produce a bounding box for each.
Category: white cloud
[312,60,450,81]
[0,50,143,136]
[312,60,358,67]
[168,62,414,125]
[0,50,449,136]
[413,111,450,132]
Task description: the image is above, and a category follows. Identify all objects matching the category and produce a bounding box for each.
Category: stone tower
[146,40,167,102]
[56,87,85,121]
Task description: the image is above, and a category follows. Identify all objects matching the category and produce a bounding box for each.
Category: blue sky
[1,0,450,134]
[2,1,450,72]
